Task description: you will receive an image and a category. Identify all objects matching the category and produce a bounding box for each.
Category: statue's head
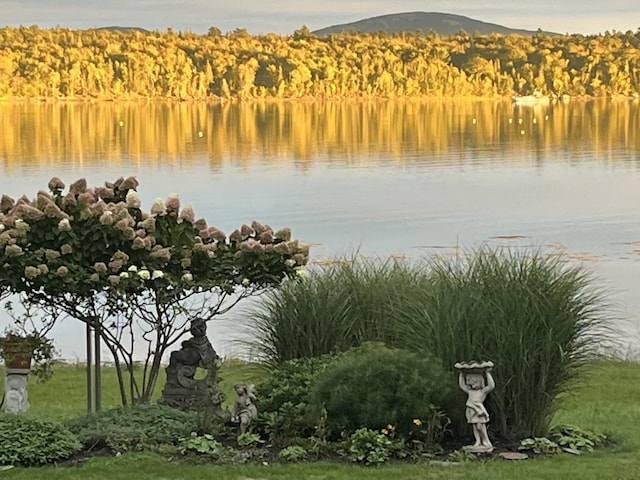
[466,373,485,390]
[190,318,207,337]
[6,376,21,390]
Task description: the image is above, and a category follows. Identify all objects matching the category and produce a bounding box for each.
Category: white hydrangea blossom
[152,270,164,280]
[138,270,151,280]
[125,189,141,209]
[58,218,72,231]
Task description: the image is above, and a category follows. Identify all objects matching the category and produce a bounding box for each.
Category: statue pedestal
[3,368,30,413]
[463,444,494,454]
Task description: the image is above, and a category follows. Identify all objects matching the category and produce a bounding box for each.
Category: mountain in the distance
[313,11,555,36]
[97,26,149,33]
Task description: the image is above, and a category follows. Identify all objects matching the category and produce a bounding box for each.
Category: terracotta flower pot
[0,336,35,369]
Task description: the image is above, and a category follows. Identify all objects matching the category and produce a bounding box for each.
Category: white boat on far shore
[511,95,551,105]
[512,94,551,105]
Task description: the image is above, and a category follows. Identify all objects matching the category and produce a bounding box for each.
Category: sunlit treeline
[1,100,639,169]
[0,25,639,100]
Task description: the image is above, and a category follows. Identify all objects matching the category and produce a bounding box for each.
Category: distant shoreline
[1,94,638,104]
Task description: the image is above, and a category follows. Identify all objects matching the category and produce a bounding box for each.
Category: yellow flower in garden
[413,419,422,426]
[381,428,389,435]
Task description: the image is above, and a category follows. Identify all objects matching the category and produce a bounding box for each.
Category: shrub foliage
[65,403,199,452]
[309,343,453,438]
[254,355,336,444]
[0,413,81,466]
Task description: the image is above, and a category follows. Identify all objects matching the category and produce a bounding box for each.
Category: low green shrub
[406,406,451,452]
[179,433,223,455]
[519,424,608,456]
[237,432,261,447]
[66,403,199,452]
[278,445,308,462]
[178,433,240,463]
[255,355,336,444]
[550,424,607,452]
[0,413,81,466]
[309,343,453,439]
[338,428,397,465]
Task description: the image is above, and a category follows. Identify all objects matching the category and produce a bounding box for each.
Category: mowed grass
[2,360,640,479]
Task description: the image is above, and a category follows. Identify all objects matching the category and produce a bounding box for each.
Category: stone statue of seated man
[167,317,218,389]
[161,318,223,411]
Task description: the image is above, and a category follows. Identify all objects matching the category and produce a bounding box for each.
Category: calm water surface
[1,99,639,358]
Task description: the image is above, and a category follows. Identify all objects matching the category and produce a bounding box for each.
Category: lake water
[1,99,639,359]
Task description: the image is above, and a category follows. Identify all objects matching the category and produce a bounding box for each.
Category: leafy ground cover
[1,359,639,479]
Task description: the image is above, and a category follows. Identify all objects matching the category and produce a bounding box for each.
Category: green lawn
[2,359,640,479]
[0,360,267,421]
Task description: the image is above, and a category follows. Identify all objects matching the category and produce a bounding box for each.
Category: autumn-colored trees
[0,25,639,100]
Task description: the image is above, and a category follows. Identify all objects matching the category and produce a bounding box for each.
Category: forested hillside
[0,25,639,100]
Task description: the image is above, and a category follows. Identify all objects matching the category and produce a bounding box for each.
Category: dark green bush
[254,355,336,444]
[0,413,81,466]
[309,343,453,438]
[66,403,199,452]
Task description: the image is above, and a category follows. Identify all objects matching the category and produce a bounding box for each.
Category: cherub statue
[455,361,495,452]
[231,382,257,435]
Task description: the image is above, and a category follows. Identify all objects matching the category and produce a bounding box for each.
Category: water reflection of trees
[0,100,638,170]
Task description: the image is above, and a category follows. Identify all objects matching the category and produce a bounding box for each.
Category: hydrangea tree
[0,176,309,404]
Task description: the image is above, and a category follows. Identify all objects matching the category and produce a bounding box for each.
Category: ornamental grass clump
[394,247,614,440]
[242,256,426,365]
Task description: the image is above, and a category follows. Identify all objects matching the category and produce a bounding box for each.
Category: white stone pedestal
[463,444,495,454]
[3,368,30,413]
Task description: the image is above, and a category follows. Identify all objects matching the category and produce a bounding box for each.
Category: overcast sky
[1,0,638,35]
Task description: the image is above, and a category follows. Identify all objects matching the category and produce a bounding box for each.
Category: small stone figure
[455,360,495,453]
[3,372,29,413]
[231,382,257,435]
[160,318,226,417]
